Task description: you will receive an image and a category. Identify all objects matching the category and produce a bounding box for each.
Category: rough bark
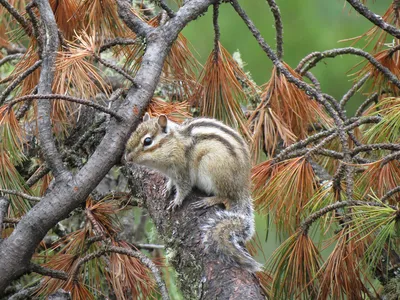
[126,165,265,300]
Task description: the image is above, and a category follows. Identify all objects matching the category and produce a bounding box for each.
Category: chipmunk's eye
[143,137,152,146]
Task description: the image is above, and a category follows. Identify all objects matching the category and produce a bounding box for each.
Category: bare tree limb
[29,263,68,280]
[346,0,400,39]
[99,37,139,53]
[298,48,400,91]
[7,94,124,121]
[381,186,400,203]
[0,60,42,106]
[273,116,381,163]
[340,74,370,109]
[0,0,30,35]
[26,1,43,54]
[35,0,67,180]
[266,0,283,59]
[116,0,153,37]
[0,189,41,202]
[301,200,397,234]
[0,54,23,68]
[158,0,175,18]
[94,54,137,86]
[355,92,379,117]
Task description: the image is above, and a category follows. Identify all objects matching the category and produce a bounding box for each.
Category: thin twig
[301,200,397,234]
[26,1,43,55]
[304,72,321,93]
[135,243,165,250]
[29,263,68,280]
[213,2,220,62]
[7,94,124,121]
[346,0,400,39]
[381,186,400,203]
[3,217,19,224]
[0,188,42,202]
[116,0,153,37]
[99,37,139,53]
[298,48,400,91]
[0,60,42,106]
[15,86,38,120]
[0,0,30,35]
[158,0,175,18]
[340,73,370,109]
[355,93,379,117]
[381,150,400,166]
[266,0,283,59]
[0,54,23,68]
[71,246,170,300]
[26,166,50,187]
[352,143,400,156]
[274,116,381,163]
[94,54,137,86]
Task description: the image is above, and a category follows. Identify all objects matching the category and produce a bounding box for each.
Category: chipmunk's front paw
[167,197,183,212]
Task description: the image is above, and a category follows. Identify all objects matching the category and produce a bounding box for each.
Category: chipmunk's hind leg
[191,196,230,210]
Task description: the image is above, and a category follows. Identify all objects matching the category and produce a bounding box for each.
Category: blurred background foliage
[183,0,389,115]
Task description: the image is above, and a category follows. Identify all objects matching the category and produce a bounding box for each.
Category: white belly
[191,169,215,196]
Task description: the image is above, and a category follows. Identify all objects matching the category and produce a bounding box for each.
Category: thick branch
[35,0,66,179]
[125,165,265,299]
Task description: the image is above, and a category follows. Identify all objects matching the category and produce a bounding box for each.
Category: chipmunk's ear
[158,114,168,132]
[143,112,151,122]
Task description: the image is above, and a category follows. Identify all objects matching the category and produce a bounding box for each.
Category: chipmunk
[125,113,261,272]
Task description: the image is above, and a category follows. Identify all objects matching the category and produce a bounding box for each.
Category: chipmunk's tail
[201,204,262,273]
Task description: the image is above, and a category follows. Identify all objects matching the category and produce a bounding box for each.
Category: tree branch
[266,0,283,59]
[7,94,124,121]
[0,189,41,202]
[0,0,30,35]
[35,0,67,180]
[116,0,153,37]
[0,54,23,68]
[158,0,175,18]
[346,0,400,39]
[29,263,68,280]
[301,200,397,234]
[340,73,370,109]
[298,47,400,91]
[0,60,42,106]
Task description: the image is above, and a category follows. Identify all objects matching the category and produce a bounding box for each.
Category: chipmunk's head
[125,113,178,170]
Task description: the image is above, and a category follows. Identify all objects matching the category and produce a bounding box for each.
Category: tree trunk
[126,165,266,299]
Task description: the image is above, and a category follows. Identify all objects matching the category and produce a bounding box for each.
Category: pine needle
[192,42,256,139]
